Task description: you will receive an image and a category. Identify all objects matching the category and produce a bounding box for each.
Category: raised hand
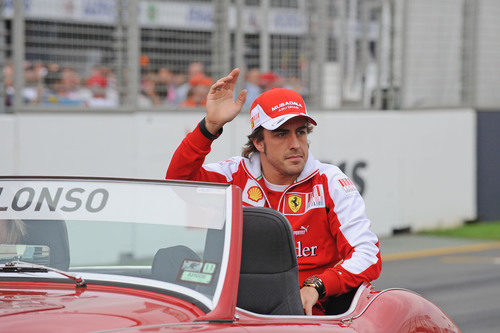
[205,68,247,135]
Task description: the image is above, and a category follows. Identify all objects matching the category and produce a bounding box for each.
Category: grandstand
[1,0,499,111]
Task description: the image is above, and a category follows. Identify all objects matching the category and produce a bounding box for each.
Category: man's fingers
[236,89,247,106]
[304,304,313,316]
[219,69,240,86]
[209,80,229,94]
[228,68,240,83]
[300,286,319,316]
[209,68,241,95]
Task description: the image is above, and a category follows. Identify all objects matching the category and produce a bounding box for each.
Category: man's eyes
[296,128,307,136]
[273,129,306,137]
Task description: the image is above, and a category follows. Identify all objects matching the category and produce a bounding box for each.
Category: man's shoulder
[202,156,247,181]
[211,156,245,167]
[204,156,245,168]
[315,161,344,180]
[315,161,360,197]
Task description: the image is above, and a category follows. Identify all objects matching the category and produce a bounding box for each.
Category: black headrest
[152,245,200,284]
[238,207,303,315]
[240,207,297,274]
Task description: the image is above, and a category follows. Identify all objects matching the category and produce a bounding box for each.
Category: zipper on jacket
[276,170,319,213]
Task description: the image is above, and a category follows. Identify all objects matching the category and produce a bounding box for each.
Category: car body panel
[0,177,461,332]
[0,281,205,333]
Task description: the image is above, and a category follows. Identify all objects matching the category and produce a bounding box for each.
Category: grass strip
[420,221,500,240]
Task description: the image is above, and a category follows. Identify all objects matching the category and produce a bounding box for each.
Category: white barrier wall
[0,110,476,236]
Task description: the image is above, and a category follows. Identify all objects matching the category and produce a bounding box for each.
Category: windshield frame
[0,176,240,314]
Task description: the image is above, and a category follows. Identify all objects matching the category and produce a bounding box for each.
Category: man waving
[166,68,381,315]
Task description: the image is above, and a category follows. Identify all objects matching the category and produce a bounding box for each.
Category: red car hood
[0,281,205,332]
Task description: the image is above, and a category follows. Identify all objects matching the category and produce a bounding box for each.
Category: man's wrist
[199,118,223,140]
[303,276,326,299]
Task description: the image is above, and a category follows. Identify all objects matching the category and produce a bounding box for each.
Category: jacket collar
[243,151,319,184]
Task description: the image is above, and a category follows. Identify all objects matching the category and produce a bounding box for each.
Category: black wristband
[199,118,223,140]
[303,276,326,299]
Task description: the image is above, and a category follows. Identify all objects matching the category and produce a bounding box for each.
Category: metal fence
[1,0,499,112]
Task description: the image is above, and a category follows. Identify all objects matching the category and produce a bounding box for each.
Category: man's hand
[300,286,319,316]
[205,68,247,135]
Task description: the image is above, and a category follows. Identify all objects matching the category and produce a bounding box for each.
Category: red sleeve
[316,175,382,297]
[165,124,229,183]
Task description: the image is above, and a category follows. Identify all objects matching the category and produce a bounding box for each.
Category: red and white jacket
[166,124,382,297]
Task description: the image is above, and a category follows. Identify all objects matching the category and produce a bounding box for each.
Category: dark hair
[241,122,314,158]
[241,127,264,158]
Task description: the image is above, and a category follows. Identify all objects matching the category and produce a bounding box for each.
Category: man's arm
[317,175,382,297]
[166,68,247,182]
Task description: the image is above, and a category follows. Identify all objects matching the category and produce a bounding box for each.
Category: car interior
[23,219,70,271]
[236,207,359,316]
[16,208,358,316]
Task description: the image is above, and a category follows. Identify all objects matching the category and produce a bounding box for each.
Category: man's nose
[289,133,301,149]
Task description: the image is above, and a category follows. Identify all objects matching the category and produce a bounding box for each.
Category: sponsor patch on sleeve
[338,178,358,194]
[242,180,266,206]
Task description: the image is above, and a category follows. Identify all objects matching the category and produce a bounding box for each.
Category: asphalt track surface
[373,235,500,333]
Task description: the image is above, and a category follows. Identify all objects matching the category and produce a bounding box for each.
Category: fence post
[388,0,398,110]
[126,0,140,109]
[212,0,230,79]
[235,0,245,95]
[115,0,125,106]
[0,0,5,112]
[13,0,25,110]
[259,0,270,72]
[462,0,478,108]
[309,0,327,109]
[338,0,347,107]
[375,0,386,110]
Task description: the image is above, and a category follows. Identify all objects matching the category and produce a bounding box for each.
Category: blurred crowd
[3,60,119,108]
[2,60,304,110]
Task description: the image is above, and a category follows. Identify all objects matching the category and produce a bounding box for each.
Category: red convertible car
[0,177,459,332]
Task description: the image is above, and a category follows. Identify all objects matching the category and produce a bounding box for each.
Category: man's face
[254,116,310,184]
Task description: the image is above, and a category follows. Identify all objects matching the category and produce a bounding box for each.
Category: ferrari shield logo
[288,195,302,213]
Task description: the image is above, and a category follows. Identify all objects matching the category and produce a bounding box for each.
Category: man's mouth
[286,154,303,161]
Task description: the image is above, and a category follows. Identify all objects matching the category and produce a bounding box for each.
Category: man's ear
[253,137,265,153]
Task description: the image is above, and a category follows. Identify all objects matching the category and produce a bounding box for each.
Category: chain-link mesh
[0,0,7,111]
[2,0,500,111]
[1,0,122,108]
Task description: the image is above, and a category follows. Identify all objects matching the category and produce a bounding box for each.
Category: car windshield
[0,177,232,311]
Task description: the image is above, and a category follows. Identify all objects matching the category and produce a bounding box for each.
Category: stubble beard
[262,143,305,178]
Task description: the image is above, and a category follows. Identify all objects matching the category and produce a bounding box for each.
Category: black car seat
[151,245,201,287]
[236,207,303,315]
[23,220,70,271]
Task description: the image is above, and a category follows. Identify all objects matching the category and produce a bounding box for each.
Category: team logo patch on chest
[285,193,305,214]
[247,186,263,202]
[288,195,303,213]
[242,180,266,206]
[283,185,325,215]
